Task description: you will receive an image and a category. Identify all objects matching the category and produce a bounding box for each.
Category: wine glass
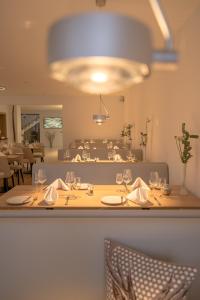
[65,150,70,160]
[65,171,77,200]
[75,177,81,189]
[126,151,133,161]
[116,173,123,192]
[38,168,47,186]
[108,151,113,160]
[33,171,40,200]
[65,171,71,189]
[65,171,75,189]
[70,171,75,187]
[82,150,87,161]
[86,152,90,161]
[149,171,159,189]
[123,169,132,192]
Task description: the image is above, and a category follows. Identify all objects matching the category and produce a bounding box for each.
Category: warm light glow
[97,121,103,125]
[48,12,153,94]
[93,113,107,125]
[91,71,108,83]
[50,57,149,94]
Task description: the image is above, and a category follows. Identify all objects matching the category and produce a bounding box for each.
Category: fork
[29,196,37,206]
[65,196,70,206]
[154,196,162,206]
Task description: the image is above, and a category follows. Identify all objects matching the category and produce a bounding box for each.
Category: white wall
[126,8,200,196]
[62,95,125,147]
[0,104,13,142]
[0,213,200,300]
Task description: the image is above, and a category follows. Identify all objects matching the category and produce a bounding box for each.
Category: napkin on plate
[126,177,150,205]
[73,154,82,162]
[47,178,69,191]
[113,154,122,161]
[43,186,58,205]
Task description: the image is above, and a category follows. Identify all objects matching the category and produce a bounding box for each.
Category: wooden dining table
[0,185,200,210]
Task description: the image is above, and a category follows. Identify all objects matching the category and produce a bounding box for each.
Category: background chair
[32,143,45,162]
[0,157,15,192]
[22,147,36,173]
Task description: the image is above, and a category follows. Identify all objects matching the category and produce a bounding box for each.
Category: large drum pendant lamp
[48,12,152,94]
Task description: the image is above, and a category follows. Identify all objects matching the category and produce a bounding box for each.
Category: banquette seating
[32,161,169,185]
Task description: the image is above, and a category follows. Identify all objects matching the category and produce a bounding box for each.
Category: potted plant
[140,118,151,161]
[121,124,133,145]
[175,123,199,195]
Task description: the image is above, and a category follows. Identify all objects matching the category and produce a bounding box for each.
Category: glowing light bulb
[91,71,108,83]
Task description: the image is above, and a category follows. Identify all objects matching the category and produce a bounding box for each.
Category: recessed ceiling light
[24,20,33,30]
[0,86,6,91]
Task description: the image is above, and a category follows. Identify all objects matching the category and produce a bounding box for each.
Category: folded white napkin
[126,177,150,205]
[113,154,122,161]
[78,146,84,149]
[47,178,69,191]
[73,154,82,162]
[113,145,119,150]
[44,186,58,205]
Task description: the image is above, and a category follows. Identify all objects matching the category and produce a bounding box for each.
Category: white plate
[6,195,32,205]
[78,183,89,190]
[101,195,126,205]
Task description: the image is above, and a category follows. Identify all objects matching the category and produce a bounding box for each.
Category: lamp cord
[99,94,109,117]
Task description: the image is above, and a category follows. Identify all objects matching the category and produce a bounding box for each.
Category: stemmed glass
[33,171,40,200]
[65,171,75,189]
[108,151,113,160]
[38,168,47,188]
[33,169,47,201]
[86,152,90,161]
[126,151,133,161]
[75,177,81,189]
[123,169,132,192]
[82,150,87,161]
[116,173,123,192]
[65,171,77,200]
[149,171,160,189]
[65,150,70,161]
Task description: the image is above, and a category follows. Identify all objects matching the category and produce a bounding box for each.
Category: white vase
[143,146,147,161]
[180,163,188,195]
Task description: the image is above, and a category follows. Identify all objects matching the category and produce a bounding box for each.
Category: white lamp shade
[93,114,107,125]
[48,12,153,94]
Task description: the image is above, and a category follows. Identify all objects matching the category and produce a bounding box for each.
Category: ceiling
[0,0,200,97]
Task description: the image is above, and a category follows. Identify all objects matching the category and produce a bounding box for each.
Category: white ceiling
[0,0,200,97]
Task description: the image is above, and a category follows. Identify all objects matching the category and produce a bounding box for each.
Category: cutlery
[65,196,70,206]
[121,196,129,207]
[124,184,129,193]
[154,196,161,206]
[29,195,39,206]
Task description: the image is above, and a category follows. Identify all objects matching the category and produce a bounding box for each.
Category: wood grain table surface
[0,185,200,210]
